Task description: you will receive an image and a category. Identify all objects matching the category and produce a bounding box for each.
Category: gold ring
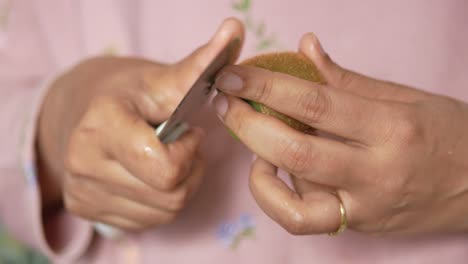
[328,198,347,236]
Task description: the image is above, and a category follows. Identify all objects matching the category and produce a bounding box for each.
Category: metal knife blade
[155,39,239,143]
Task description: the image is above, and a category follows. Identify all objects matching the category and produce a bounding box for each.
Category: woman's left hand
[213,33,468,236]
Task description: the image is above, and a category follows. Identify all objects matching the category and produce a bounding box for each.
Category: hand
[213,33,468,236]
[36,18,244,231]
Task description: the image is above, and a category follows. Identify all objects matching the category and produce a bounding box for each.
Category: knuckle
[129,137,163,169]
[299,88,331,124]
[252,73,275,103]
[157,164,181,190]
[65,112,105,175]
[278,138,314,174]
[229,107,250,138]
[282,211,307,235]
[391,108,424,146]
[336,68,356,88]
[82,96,114,129]
[128,134,153,161]
[64,178,93,206]
[173,136,199,157]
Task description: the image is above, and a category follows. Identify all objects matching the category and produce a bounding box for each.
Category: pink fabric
[0,0,467,263]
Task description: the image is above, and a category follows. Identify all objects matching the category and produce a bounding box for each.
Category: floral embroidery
[216,213,256,249]
[231,0,283,52]
[0,226,49,263]
[23,162,38,187]
[0,0,10,30]
[102,44,119,56]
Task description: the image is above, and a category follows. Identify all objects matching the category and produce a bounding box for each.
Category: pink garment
[1,0,468,263]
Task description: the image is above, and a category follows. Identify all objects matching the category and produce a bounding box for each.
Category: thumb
[298,33,426,102]
[141,18,244,122]
[173,17,244,90]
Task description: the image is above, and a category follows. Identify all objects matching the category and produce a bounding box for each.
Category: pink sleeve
[0,0,93,262]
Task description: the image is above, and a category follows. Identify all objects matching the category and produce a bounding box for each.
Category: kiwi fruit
[239,52,326,134]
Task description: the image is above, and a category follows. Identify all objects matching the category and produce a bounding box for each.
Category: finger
[101,197,177,230]
[139,17,244,118]
[95,215,145,232]
[173,17,244,89]
[298,33,429,102]
[213,93,360,187]
[291,176,336,197]
[66,176,176,230]
[95,99,204,190]
[64,189,144,231]
[214,64,395,144]
[250,157,342,234]
[87,155,205,212]
[114,120,204,191]
[76,161,184,212]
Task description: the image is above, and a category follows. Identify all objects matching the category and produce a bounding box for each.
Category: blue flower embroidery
[23,161,38,187]
[216,213,256,249]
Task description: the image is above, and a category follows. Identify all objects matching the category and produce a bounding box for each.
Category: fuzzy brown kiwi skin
[226,52,326,139]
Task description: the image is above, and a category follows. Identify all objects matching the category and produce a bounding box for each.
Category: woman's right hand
[36,18,244,232]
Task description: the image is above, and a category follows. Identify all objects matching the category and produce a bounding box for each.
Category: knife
[94,38,240,238]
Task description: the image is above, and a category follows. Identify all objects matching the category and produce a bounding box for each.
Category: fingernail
[310,33,326,56]
[212,18,234,44]
[215,72,243,92]
[213,93,228,118]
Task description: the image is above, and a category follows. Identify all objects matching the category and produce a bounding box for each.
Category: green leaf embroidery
[256,36,276,51]
[0,2,11,29]
[102,45,118,56]
[256,21,266,37]
[231,0,282,52]
[244,15,255,30]
[229,227,255,250]
[0,227,50,264]
[0,14,6,29]
[232,0,251,12]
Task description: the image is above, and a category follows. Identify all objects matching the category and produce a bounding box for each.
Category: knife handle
[93,120,189,238]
